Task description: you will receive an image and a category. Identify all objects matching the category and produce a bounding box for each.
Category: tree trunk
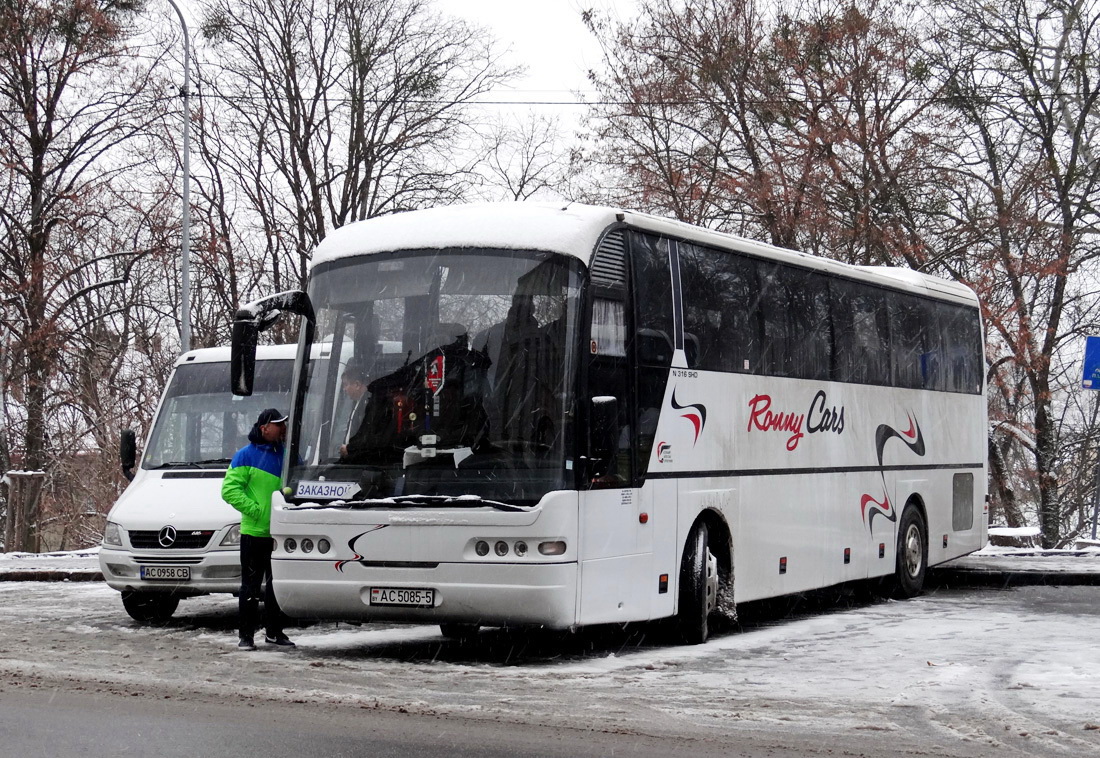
[6,471,45,553]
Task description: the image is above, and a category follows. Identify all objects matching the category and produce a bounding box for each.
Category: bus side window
[832,280,890,386]
[788,268,832,381]
[890,295,926,390]
[678,241,759,373]
[940,302,984,394]
[630,232,675,477]
[920,299,946,391]
[588,296,631,486]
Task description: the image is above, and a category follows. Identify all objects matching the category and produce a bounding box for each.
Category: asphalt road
[0,684,923,758]
[1,569,1098,757]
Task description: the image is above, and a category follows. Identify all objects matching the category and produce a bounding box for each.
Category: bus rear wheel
[891,507,928,599]
[678,523,718,644]
[121,591,179,624]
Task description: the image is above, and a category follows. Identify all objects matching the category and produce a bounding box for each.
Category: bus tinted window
[629,232,674,474]
[832,280,890,386]
[759,263,832,380]
[942,303,984,393]
[630,232,675,367]
[890,295,926,390]
[758,263,792,377]
[679,242,760,373]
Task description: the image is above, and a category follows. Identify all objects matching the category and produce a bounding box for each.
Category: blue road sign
[1084,336,1100,389]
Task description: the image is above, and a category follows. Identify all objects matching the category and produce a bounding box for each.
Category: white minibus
[100,345,297,622]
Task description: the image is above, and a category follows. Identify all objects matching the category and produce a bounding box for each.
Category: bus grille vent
[591,230,627,288]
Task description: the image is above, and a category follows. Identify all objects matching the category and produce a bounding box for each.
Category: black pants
[239,534,288,639]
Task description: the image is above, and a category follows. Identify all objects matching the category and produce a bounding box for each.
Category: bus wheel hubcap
[905,525,922,577]
[704,549,718,614]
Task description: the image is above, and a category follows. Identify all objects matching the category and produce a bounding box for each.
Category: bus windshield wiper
[301,494,529,512]
[150,458,231,470]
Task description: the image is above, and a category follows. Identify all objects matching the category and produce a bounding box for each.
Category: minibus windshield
[143,360,294,469]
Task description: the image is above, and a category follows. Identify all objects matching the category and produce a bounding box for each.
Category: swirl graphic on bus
[335,524,389,572]
[861,413,925,530]
[671,389,707,446]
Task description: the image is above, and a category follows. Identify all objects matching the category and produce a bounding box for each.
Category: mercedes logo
[158,525,178,548]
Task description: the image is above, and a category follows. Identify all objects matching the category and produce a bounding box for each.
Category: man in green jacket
[222,408,294,649]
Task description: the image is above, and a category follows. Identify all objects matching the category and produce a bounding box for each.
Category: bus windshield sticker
[426,355,445,395]
[295,480,359,500]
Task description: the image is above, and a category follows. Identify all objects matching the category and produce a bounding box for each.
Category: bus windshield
[143,360,294,469]
[290,249,583,506]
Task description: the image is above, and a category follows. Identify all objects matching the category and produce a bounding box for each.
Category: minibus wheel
[892,506,927,599]
[678,522,717,644]
[121,590,179,624]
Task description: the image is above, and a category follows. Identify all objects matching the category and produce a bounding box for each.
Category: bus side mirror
[231,289,316,396]
[231,313,258,397]
[590,395,619,478]
[120,428,137,482]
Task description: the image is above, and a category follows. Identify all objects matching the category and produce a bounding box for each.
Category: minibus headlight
[220,524,241,546]
[103,521,123,547]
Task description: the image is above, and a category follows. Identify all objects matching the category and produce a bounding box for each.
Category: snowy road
[0,580,1097,757]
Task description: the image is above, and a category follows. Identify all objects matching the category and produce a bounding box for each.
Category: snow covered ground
[0,551,1098,757]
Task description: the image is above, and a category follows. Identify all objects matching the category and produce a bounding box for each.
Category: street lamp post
[164,0,191,353]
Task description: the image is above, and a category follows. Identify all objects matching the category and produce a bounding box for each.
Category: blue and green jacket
[222,426,284,539]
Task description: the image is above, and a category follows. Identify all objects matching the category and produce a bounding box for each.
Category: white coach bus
[231,203,987,643]
[100,345,299,622]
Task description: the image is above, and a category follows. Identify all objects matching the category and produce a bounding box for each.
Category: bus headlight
[538,540,567,556]
[284,538,297,553]
[220,524,241,546]
[301,538,314,553]
[102,521,123,547]
[317,539,331,554]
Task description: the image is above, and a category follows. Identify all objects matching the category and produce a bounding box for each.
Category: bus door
[578,230,678,625]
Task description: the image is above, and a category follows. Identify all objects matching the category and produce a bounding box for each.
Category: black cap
[257,408,288,426]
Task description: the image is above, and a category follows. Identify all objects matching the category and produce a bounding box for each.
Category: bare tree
[582,0,949,260]
[190,0,516,317]
[473,112,581,201]
[0,0,163,549]
[932,0,1100,546]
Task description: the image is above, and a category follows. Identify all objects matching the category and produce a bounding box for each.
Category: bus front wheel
[891,507,928,599]
[678,523,718,644]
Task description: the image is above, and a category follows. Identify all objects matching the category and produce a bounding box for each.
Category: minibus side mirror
[231,289,315,397]
[120,428,137,482]
[589,395,619,478]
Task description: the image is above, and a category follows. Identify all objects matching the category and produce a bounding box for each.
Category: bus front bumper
[272,558,578,628]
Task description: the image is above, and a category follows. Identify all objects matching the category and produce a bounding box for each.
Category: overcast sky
[434,0,634,105]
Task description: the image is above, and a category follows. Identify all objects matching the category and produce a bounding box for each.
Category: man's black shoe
[265,633,296,647]
[238,636,256,650]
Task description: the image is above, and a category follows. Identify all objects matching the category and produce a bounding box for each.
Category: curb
[928,567,1100,588]
[0,571,103,582]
